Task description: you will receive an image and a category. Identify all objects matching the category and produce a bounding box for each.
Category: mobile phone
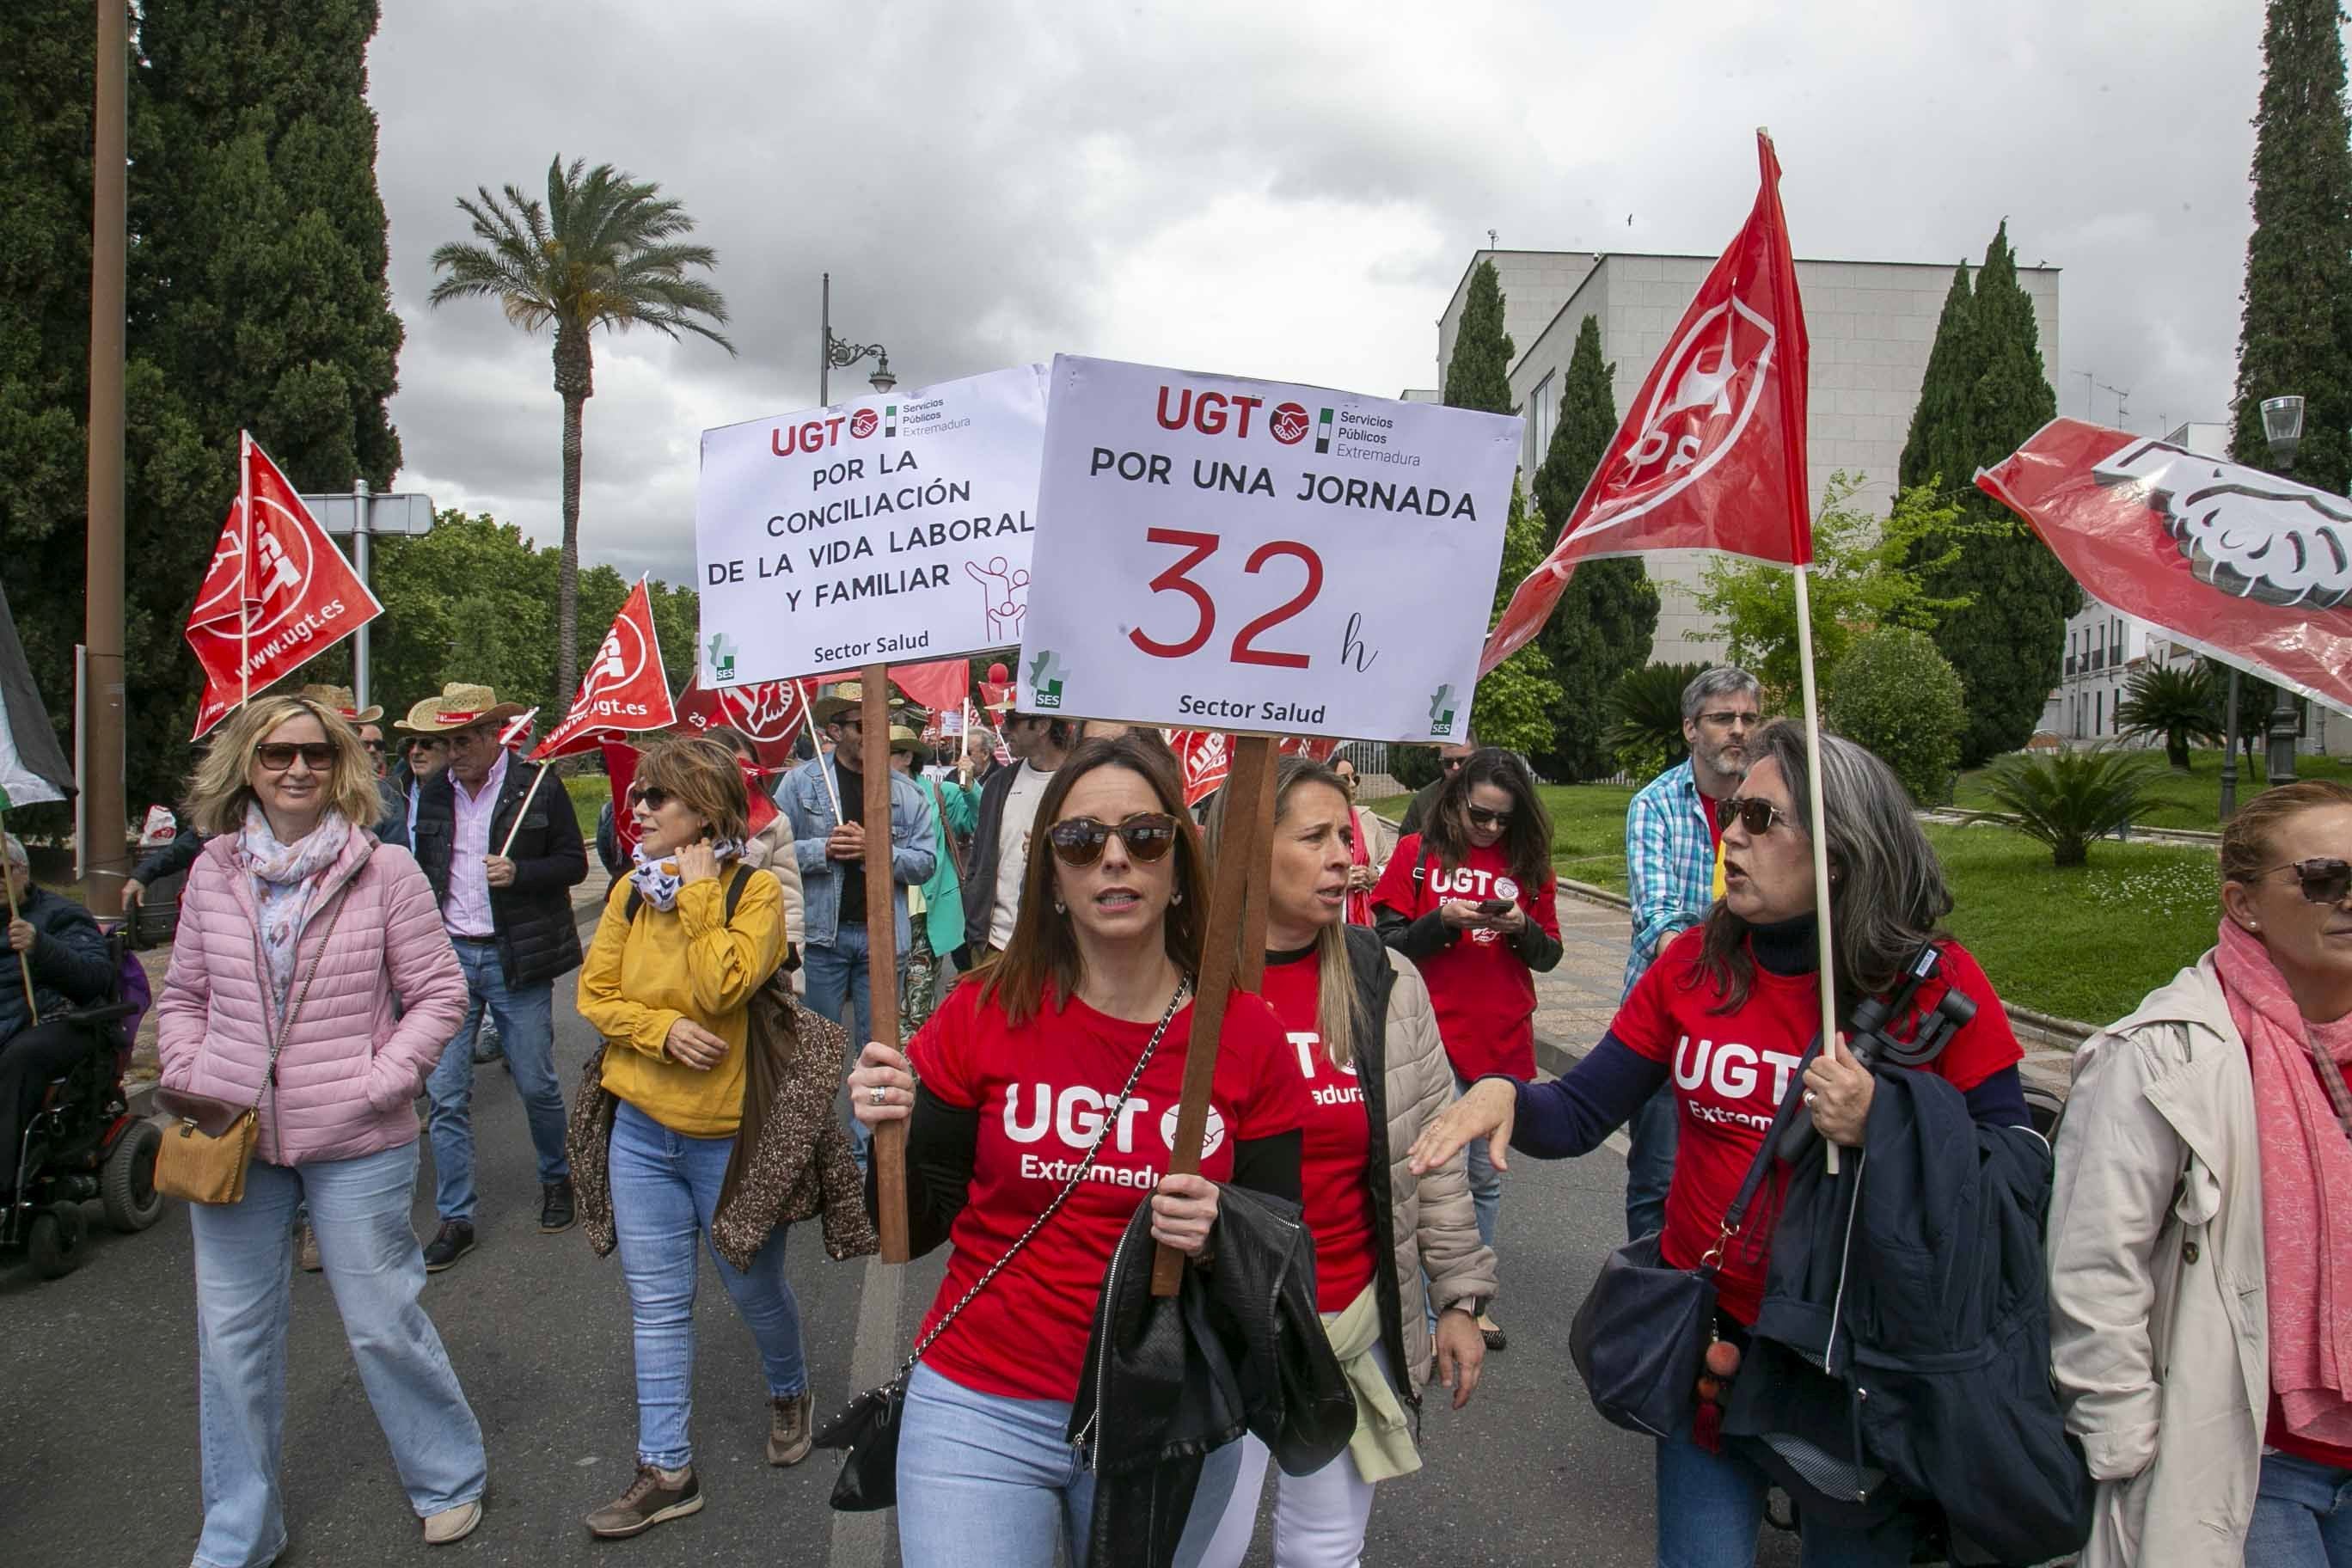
[1476,898,1512,916]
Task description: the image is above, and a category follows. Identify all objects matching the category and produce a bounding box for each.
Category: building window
[1525,373,1553,473]
[2095,691,2104,735]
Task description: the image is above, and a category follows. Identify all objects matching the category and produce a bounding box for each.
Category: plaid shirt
[1622,758,1720,997]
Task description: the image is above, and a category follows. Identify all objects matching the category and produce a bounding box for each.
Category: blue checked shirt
[1622,758,1722,998]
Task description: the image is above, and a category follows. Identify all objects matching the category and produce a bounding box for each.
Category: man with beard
[1620,665,1761,1242]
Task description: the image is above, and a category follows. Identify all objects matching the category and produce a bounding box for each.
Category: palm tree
[2115,662,2222,770]
[429,156,733,705]
[1975,747,2169,867]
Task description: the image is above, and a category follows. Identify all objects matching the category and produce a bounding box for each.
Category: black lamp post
[818,271,896,404]
[2258,395,2306,788]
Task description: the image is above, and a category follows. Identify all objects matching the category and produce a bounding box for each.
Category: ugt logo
[707,633,738,683]
[1026,648,1068,710]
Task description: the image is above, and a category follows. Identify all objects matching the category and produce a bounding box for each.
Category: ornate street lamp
[818,271,896,403]
[2258,395,2307,789]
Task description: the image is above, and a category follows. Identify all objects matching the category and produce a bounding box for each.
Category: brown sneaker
[585,1465,701,1539]
[768,1391,814,1467]
[297,1223,322,1273]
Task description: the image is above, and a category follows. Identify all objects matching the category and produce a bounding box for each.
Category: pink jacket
[156,829,468,1167]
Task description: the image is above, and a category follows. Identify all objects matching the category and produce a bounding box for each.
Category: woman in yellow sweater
[575,738,793,1539]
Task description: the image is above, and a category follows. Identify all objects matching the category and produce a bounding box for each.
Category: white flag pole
[802,689,842,821]
[493,707,547,859]
[1790,560,1843,1175]
[238,429,253,707]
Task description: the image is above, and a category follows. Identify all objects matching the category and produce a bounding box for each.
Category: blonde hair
[2220,778,2352,890]
[631,735,751,844]
[183,695,383,836]
[1205,756,1363,1070]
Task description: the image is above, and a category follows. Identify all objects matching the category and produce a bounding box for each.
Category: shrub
[1605,661,1709,781]
[2116,663,2223,770]
[1975,747,2170,867]
[1824,628,1967,806]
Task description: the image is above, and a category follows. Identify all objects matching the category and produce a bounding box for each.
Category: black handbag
[1569,1047,1810,1440]
[814,978,1192,1512]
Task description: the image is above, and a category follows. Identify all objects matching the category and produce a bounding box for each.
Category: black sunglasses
[1466,805,1513,829]
[2263,857,2352,904]
[253,742,335,771]
[1723,795,1797,836]
[359,738,386,753]
[1047,812,1181,867]
[628,785,673,812]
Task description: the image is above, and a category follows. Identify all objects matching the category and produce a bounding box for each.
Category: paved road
[3,904,1801,1567]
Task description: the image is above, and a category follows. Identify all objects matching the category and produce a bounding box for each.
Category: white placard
[695,364,1047,686]
[1016,356,1519,741]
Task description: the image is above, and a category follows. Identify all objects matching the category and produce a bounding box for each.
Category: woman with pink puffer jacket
[157,693,486,1566]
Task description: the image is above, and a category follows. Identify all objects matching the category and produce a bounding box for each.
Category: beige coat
[1369,946,1499,1389]
[2048,952,2269,1567]
[739,815,805,948]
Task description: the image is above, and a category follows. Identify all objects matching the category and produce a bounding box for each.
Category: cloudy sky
[371,0,2275,590]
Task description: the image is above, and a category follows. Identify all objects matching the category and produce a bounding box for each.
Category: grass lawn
[1372,782,1639,895]
[563,774,605,840]
[1952,748,2349,830]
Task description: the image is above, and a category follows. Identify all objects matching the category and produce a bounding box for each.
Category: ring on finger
[869,1085,888,1106]
[1804,1089,1819,1106]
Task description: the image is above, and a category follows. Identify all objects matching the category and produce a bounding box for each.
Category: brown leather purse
[155,879,357,1205]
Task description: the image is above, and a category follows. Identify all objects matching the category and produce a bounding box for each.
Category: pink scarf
[1345,809,1375,927]
[2214,917,2352,1448]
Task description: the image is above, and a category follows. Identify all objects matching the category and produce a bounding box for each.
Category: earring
[1170,890,1183,905]
[1053,899,1066,915]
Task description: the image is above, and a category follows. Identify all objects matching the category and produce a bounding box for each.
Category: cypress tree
[1444,260,1514,414]
[2229,0,2352,494]
[1908,224,2074,765]
[1530,315,1657,779]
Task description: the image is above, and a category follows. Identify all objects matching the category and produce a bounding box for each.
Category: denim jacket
[775,754,937,950]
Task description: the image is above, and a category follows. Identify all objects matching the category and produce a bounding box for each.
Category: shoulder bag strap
[1700,1029,1821,1274]
[895,975,1195,1379]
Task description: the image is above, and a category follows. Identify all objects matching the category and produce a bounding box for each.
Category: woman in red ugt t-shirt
[848,735,1306,1568]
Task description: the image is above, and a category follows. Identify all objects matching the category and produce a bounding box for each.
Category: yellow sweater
[576,867,788,1137]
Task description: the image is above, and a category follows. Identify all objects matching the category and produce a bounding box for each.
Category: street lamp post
[2258,395,2307,789]
[818,271,897,404]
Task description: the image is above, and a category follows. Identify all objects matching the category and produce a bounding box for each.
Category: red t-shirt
[1610,928,2024,1325]
[1259,949,1378,1314]
[908,978,1308,1401]
[1370,834,1560,1081]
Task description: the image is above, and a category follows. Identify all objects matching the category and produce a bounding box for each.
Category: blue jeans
[1626,1081,1679,1242]
[425,940,568,1223]
[805,924,903,1170]
[897,1363,1242,1568]
[1453,1075,1502,1251]
[607,1101,806,1468]
[189,1142,485,1568]
[1654,1430,1913,1567]
[2248,1451,2352,1567]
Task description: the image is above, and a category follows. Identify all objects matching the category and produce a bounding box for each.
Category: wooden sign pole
[860,665,910,1264]
[1150,732,1277,1296]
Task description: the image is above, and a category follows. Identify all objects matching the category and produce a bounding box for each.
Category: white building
[1430,248,2062,666]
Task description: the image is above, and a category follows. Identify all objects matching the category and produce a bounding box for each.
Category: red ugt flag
[532,577,678,760]
[186,432,384,738]
[1482,132,1813,674]
[674,676,816,770]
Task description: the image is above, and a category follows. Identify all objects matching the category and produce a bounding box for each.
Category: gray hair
[1695,719,1952,1016]
[2,832,26,870]
[1681,665,1762,722]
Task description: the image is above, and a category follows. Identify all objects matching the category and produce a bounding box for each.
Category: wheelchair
[1,924,166,1279]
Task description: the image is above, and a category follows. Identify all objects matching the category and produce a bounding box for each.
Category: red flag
[1166,730,1233,807]
[532,577,677,760]
[1483,132,1812,673]
[1976,418,2352,714]
[186,432,385,737]
[602,740,644,862]
[889,658,971,716]
[674,676,815,770]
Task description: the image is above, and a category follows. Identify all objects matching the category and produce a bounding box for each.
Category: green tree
[1467,479,1562,760]
[1605,660,1709,781]
[1976,749,2171,868]
[2116,663,2224,770]
[1444,260,1513,414]
[429,156,734,707]
[1825,628,1967,806]
[1530,315,1657,780]
[2230,0,2352,495]
[1902,224,2077,766]
[1690,475,1990,697]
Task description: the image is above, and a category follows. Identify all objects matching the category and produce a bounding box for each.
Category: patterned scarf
[2214,916,2352,1448]
[628,840,747,914]
[235,804,353,1016]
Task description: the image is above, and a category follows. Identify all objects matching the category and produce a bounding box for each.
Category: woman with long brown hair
[848,734,1308,1566]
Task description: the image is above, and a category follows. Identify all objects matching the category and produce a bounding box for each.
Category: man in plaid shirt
[1620,665,1761,1241]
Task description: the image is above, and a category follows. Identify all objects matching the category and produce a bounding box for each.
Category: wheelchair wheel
[102,1118,164,1233]
[28,1206,84,1280]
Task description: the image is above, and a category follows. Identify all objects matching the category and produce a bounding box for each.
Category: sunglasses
[1723,795,1797,836]
[1442,756,1467,772]
[1047,812,1181,867]
[1466,805,1513,829]
[360,738,386,754]
[254,742,336,772]
[2262,857,2352,904]
[628,785,674,812]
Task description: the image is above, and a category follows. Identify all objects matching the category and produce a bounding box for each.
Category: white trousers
[1195,1432,1378,1568]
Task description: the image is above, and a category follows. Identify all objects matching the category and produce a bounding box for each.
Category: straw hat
[297,683,383,726]
[887,724,925,756]
[393,682,528,733]
[812,680,899,726]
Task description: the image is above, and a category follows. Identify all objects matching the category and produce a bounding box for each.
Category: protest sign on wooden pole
[859,665,910,1263]
[1149,732,1276,1296]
